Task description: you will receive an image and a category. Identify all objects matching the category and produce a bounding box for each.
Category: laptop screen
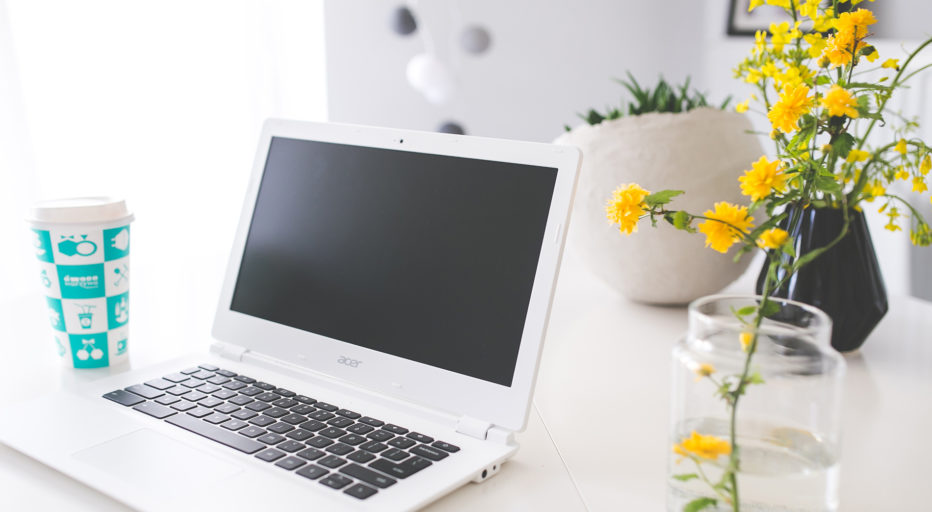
[230,136,557,387]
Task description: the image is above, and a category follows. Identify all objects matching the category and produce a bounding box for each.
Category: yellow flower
[895,139,908,155]
[736,99,750,113]
[606,183,651,235]
[748,0,765,12]
[821,85,859,118]
[753,30,767,55]
[913,176,929,194]
[673,431,732,461]
[865,49,880,63]
[769,22,794,53]
[804,33,827,59]
[866,180,885,202]
[740,332,754,352]
[882,58,900,70]
[911,223,932,246]
[746,67,764,85]
[698,202,754,254]
[921,155,931,175]
[812,9,835,32]
[798,0,819,19]
[740,156,788,201]
[835,8,877,41]
[761,61,779,78]
[846,149,871,163]
[766,0,791,8]
[757,228,790,250]
[694,363,716,379]
[768,84,812,134]
[895,167,910,181]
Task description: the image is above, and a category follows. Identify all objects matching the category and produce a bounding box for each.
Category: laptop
[0,119,581,510]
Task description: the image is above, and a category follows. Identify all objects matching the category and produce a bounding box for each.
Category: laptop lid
[212,119,580,432]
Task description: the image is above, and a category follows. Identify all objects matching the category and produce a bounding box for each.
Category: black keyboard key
[199,397,224,408]
[155,395,180,406]
[336,409,361,419]
[281,413,307,425]
[275,456,306,471]
[125,384,163,400]
[103,390,145,407]
[231,409,257,420]
[382,424,408,435]
[272,398,298,408]
[257,433,285,445]
[239,387,263,397]
[275,388,296,398]
[307,436,334,448]
[268,422,295,434]
[360,441,388,453]
[166,386,191,396]
[264,407,288,418]
[255,392,281,403]
[213,389,236,400]
[233,375,256,384]
[340,463,397,488]
[198,364,219,371]
[326,443,353,456]
[230,395,254,406]
[165,414,264,454]
[318,455,347,469]
[216,369,237,378]
[410,444,448,461]
[388,437,415,449]
[186,406,213,418]
[344,483,378,500]
[181,367,201,375]
[295,395,316,405]
[327,417,354,428]
[348,450,376,463]
[223,381,247,391]
[319,474,352,489]
[299,419,327,432]
[133,402,176,419]
[171,401,197,412]
[245,401,270,412]
[359,417,384,427]
[319,427,346,439]
[163,373,189,383]
[221,419,248,431]
[432,440,460,453]
[290,404,315,415]
[369,456,431,479]
[144,379,175,390]
[254,382,275,391]
[216,404,241,415]
[198,384,221,394]
[296,465,329,480]
[347,423,374,435]
[366,430,393,442]
[277,440,305,453]
[203,413,229,424]
[191,370,215,380]
[255,448,286,462]
[381,448,409,461]
[286,429,313,442]
[249,415,276,427]
[207,376,230,385]
[297,447,325,461]
[314,402,338,412]
[309,410,335,421]
[406,432,434,443]
[239,426,266,438]
[339,434,367,446]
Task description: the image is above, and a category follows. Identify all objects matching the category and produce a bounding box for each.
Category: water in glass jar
[668,417,839,512]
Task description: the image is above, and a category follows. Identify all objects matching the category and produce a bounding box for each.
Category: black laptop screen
[230,136,558,387]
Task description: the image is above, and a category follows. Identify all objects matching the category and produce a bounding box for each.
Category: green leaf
[748,371,766,385]
[735,305,757,317]
[816,75,832,86]
[759,299,781,318]
[672,473,700,482]
[831,132,856,160]
[814,175,843,193]
[645,190,685,207]
[684,497,718,512]
[672,210,692,231]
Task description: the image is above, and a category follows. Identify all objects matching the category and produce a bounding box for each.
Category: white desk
[1,248,930,511]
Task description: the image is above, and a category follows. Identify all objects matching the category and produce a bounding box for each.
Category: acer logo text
[337,356,362,368]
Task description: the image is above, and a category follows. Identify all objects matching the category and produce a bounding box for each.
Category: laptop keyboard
[103,364,460,501]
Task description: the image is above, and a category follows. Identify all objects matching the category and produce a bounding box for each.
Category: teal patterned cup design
[29,198,133,369]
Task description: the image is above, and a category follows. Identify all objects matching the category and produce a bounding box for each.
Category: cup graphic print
[28,198,134,369]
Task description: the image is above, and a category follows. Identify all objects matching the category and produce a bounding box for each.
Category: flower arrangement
[605,1,932,510]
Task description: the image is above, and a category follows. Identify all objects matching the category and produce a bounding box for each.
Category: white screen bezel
[212,119,580,432]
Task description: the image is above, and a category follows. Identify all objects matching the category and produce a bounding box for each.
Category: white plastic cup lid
[28,197,134,225]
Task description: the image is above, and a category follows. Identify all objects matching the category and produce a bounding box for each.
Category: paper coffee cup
[27,198,134,369]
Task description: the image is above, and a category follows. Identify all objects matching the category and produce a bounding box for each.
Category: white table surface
[1,246,931,511]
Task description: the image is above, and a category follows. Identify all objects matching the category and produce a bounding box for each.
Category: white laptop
[0,119,581,511]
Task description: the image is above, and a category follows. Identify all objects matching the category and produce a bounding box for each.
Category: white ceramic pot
[555,107,763,305]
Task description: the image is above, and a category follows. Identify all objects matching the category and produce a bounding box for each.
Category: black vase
[755,206,888,352]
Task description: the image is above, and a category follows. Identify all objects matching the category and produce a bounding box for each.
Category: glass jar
[668,295,846,512]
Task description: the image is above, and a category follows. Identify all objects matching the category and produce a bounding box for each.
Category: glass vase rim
[688,293,832,335]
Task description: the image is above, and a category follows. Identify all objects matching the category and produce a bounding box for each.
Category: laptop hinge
[455,416,493,441]
[210,341,249,362]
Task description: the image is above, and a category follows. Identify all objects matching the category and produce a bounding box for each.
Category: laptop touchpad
[73,428,242,494]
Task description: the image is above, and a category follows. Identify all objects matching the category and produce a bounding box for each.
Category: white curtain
[0,0,327,334]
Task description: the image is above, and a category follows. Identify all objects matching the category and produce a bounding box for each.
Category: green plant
[566,73,732,130]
